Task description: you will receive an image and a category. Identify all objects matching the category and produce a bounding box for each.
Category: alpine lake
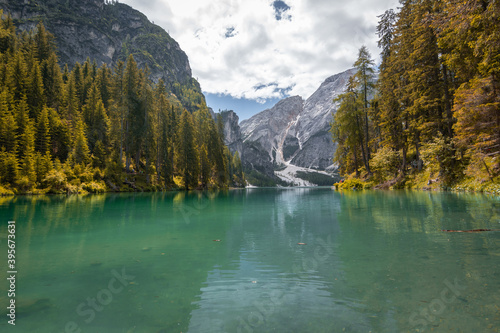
[0,188,499,333]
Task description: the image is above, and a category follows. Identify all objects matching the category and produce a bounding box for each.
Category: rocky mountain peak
[0,0,195,89]
[237,69,355,171]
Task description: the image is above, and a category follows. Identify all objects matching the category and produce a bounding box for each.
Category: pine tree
[71,116,91,165]
[213,114,228,186]
[232,151,245,187]
[83,81,109,152]
[72,62,84,108]
[96,64,112,109]
[123,55,142,172]
[6,51,28,101]
[0,89,17,157]
[0,16,238,192]
[64,74,79,121]
[34,151,53,184]
[331,76,364,176]
[110,60,126,166]
[27,60,45,118]
[41,52,63,110]
[14,96,29,159]
[194,106,212,188]
[35,106,51,154]
[177,109,199,190]
[353,46,376,174]
[34,21,55,63]
[47,107,70,161]
[19,119,36,183]
[0,11,16,54]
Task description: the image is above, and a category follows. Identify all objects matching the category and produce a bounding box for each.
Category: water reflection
[0,190,498,332]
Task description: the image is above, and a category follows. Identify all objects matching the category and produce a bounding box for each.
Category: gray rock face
[291,69,356,169]
[0,0,195,89]
[239,69,355,171]
[220,110,276,180]
[240,96,304,164]
[221,110,242,149]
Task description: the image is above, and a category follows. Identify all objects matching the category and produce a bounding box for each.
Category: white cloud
[121,0,399,101]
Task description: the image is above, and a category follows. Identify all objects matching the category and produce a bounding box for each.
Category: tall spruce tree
[353,45,376,173]
[177,109,199,190]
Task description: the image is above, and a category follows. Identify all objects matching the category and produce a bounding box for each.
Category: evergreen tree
[35,106,51,154]
[41,52,63,110]
[123,55,142,172]
[71,116,91,165]
[0,89,17,154]
[6,51,28,101]
[177,109,199,189]
[27,60,45,118]
[0,17,237,192]
[14,96,29,158]
[232,151,245,187]
[34,21,55,62]
[64,74,79,121]
[48,107,70,161]
[19,119,36,183]
[213,114,228,186]
[353,45,376,173]
[0,11,15,54]
[194,106,212,188]
[83,81,109,152]
[331,77,364,176]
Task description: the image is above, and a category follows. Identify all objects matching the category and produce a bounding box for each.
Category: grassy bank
[334,168,500,195]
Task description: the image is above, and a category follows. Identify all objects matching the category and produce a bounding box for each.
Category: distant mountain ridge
[222,69,355,186]
[0,0,204,110]
[240,69,355,171]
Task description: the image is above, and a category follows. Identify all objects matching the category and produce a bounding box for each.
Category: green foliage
[35,106,51,154]
[335,178,366,191]
[43,169,67,193]
[370,146,400,182]
[333,0,500,191]
[176,109,199,190]
[0,150,18,185]
[420,134,464,185]
[453,177,500,195]
[81,181,106,194]
[0,18,234,194]
[70,117,91,165]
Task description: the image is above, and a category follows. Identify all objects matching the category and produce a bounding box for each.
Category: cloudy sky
[120,0,399,119]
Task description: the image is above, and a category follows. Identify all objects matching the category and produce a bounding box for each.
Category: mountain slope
[0,0,204,111]
[240,96,304,165]
[220,69,354,186]
[239,69,355,172]
[291,68,356,169]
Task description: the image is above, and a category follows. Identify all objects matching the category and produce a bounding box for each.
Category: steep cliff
[0,0,204,110]
[220,110,280,186]
[219,69,355,186]
[240,69,355,171]
[240,96,304,165]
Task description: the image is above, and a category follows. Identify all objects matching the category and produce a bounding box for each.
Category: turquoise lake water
[0,188,499,332]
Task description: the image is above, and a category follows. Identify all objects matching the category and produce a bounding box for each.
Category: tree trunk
[353,143,359,177]
[356,115,370,174]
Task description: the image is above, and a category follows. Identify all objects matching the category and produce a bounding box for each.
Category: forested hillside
[0,15,245,194]
[332,0,499,192]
